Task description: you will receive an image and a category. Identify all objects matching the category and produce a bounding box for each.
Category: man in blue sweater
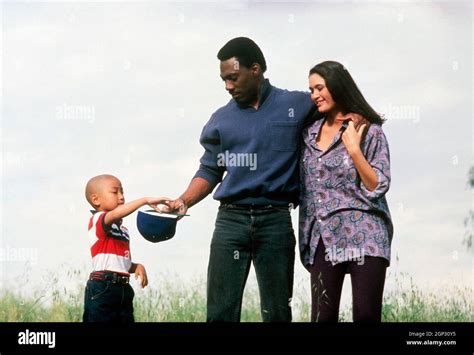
[165,37,317,322]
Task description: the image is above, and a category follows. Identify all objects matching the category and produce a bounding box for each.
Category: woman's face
[309,73,336,113]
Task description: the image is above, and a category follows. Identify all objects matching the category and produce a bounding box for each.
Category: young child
[83,174,169,323]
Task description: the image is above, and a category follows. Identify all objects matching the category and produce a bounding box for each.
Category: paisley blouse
[299,118,393,267]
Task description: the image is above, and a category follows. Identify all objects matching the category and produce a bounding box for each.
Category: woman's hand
[341,121,378,191]
[342,121,367,156]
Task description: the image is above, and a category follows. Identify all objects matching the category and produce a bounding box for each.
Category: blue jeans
[83,279,135,323]
[207,204,295,322]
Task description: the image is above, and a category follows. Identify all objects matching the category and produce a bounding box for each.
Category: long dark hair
[309,61,385,125]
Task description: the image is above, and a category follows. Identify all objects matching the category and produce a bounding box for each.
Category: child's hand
[134,263,148,288]
[161,198,188,215]
[146,197,172,213]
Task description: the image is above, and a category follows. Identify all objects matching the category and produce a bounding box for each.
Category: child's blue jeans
[83,279,134,323]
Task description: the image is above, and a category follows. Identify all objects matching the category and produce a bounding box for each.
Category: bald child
[83,174,169,323]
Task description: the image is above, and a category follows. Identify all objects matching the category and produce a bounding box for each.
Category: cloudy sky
[1,0,472,307]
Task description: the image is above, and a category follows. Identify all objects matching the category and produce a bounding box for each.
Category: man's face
[220,57,260,106]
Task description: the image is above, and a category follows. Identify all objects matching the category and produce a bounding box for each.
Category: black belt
[220,203,293,210]
[89,271,130,285]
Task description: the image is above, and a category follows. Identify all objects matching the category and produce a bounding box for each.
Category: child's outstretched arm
[129,262,148,288]
[104,197,170,226]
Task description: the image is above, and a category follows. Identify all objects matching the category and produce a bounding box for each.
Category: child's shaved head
[85,174,120,208]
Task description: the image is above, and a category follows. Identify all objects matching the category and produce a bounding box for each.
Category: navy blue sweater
[194,79,316,205]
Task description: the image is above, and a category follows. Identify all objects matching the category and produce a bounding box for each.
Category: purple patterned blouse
[299,118,393,267]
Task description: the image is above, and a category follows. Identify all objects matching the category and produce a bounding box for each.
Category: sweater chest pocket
[270,121,299,152]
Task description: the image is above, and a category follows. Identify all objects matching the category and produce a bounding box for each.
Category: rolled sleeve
[193,114,225,188]
[193,166,223,188]
[360,125,391,200]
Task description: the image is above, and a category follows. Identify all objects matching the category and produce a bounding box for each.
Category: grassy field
[0,270,471,322]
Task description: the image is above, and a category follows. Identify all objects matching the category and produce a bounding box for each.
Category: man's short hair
[217,37,267,73]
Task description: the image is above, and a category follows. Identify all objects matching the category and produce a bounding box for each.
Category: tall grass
[0,269,471,322]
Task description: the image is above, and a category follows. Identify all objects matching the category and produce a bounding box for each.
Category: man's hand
[342,121,367,156]
[146,197,172,213]
[134,263,148,288]
[161,198,188,215]
[343,112,370,130]
[161,177,213,215]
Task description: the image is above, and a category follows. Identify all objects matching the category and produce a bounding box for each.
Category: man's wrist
[178,196,189,208]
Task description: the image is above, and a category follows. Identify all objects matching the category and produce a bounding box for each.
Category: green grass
[0,270,471,322]
[381,273,472,322]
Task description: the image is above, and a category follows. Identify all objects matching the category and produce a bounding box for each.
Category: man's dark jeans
[207,204,295,322]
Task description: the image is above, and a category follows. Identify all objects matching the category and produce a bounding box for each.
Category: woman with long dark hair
[299,61,393,322]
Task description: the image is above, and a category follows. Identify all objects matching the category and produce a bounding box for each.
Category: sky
[1,0,472,311]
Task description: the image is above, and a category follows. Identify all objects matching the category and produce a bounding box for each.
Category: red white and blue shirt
[88,211,132,275]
